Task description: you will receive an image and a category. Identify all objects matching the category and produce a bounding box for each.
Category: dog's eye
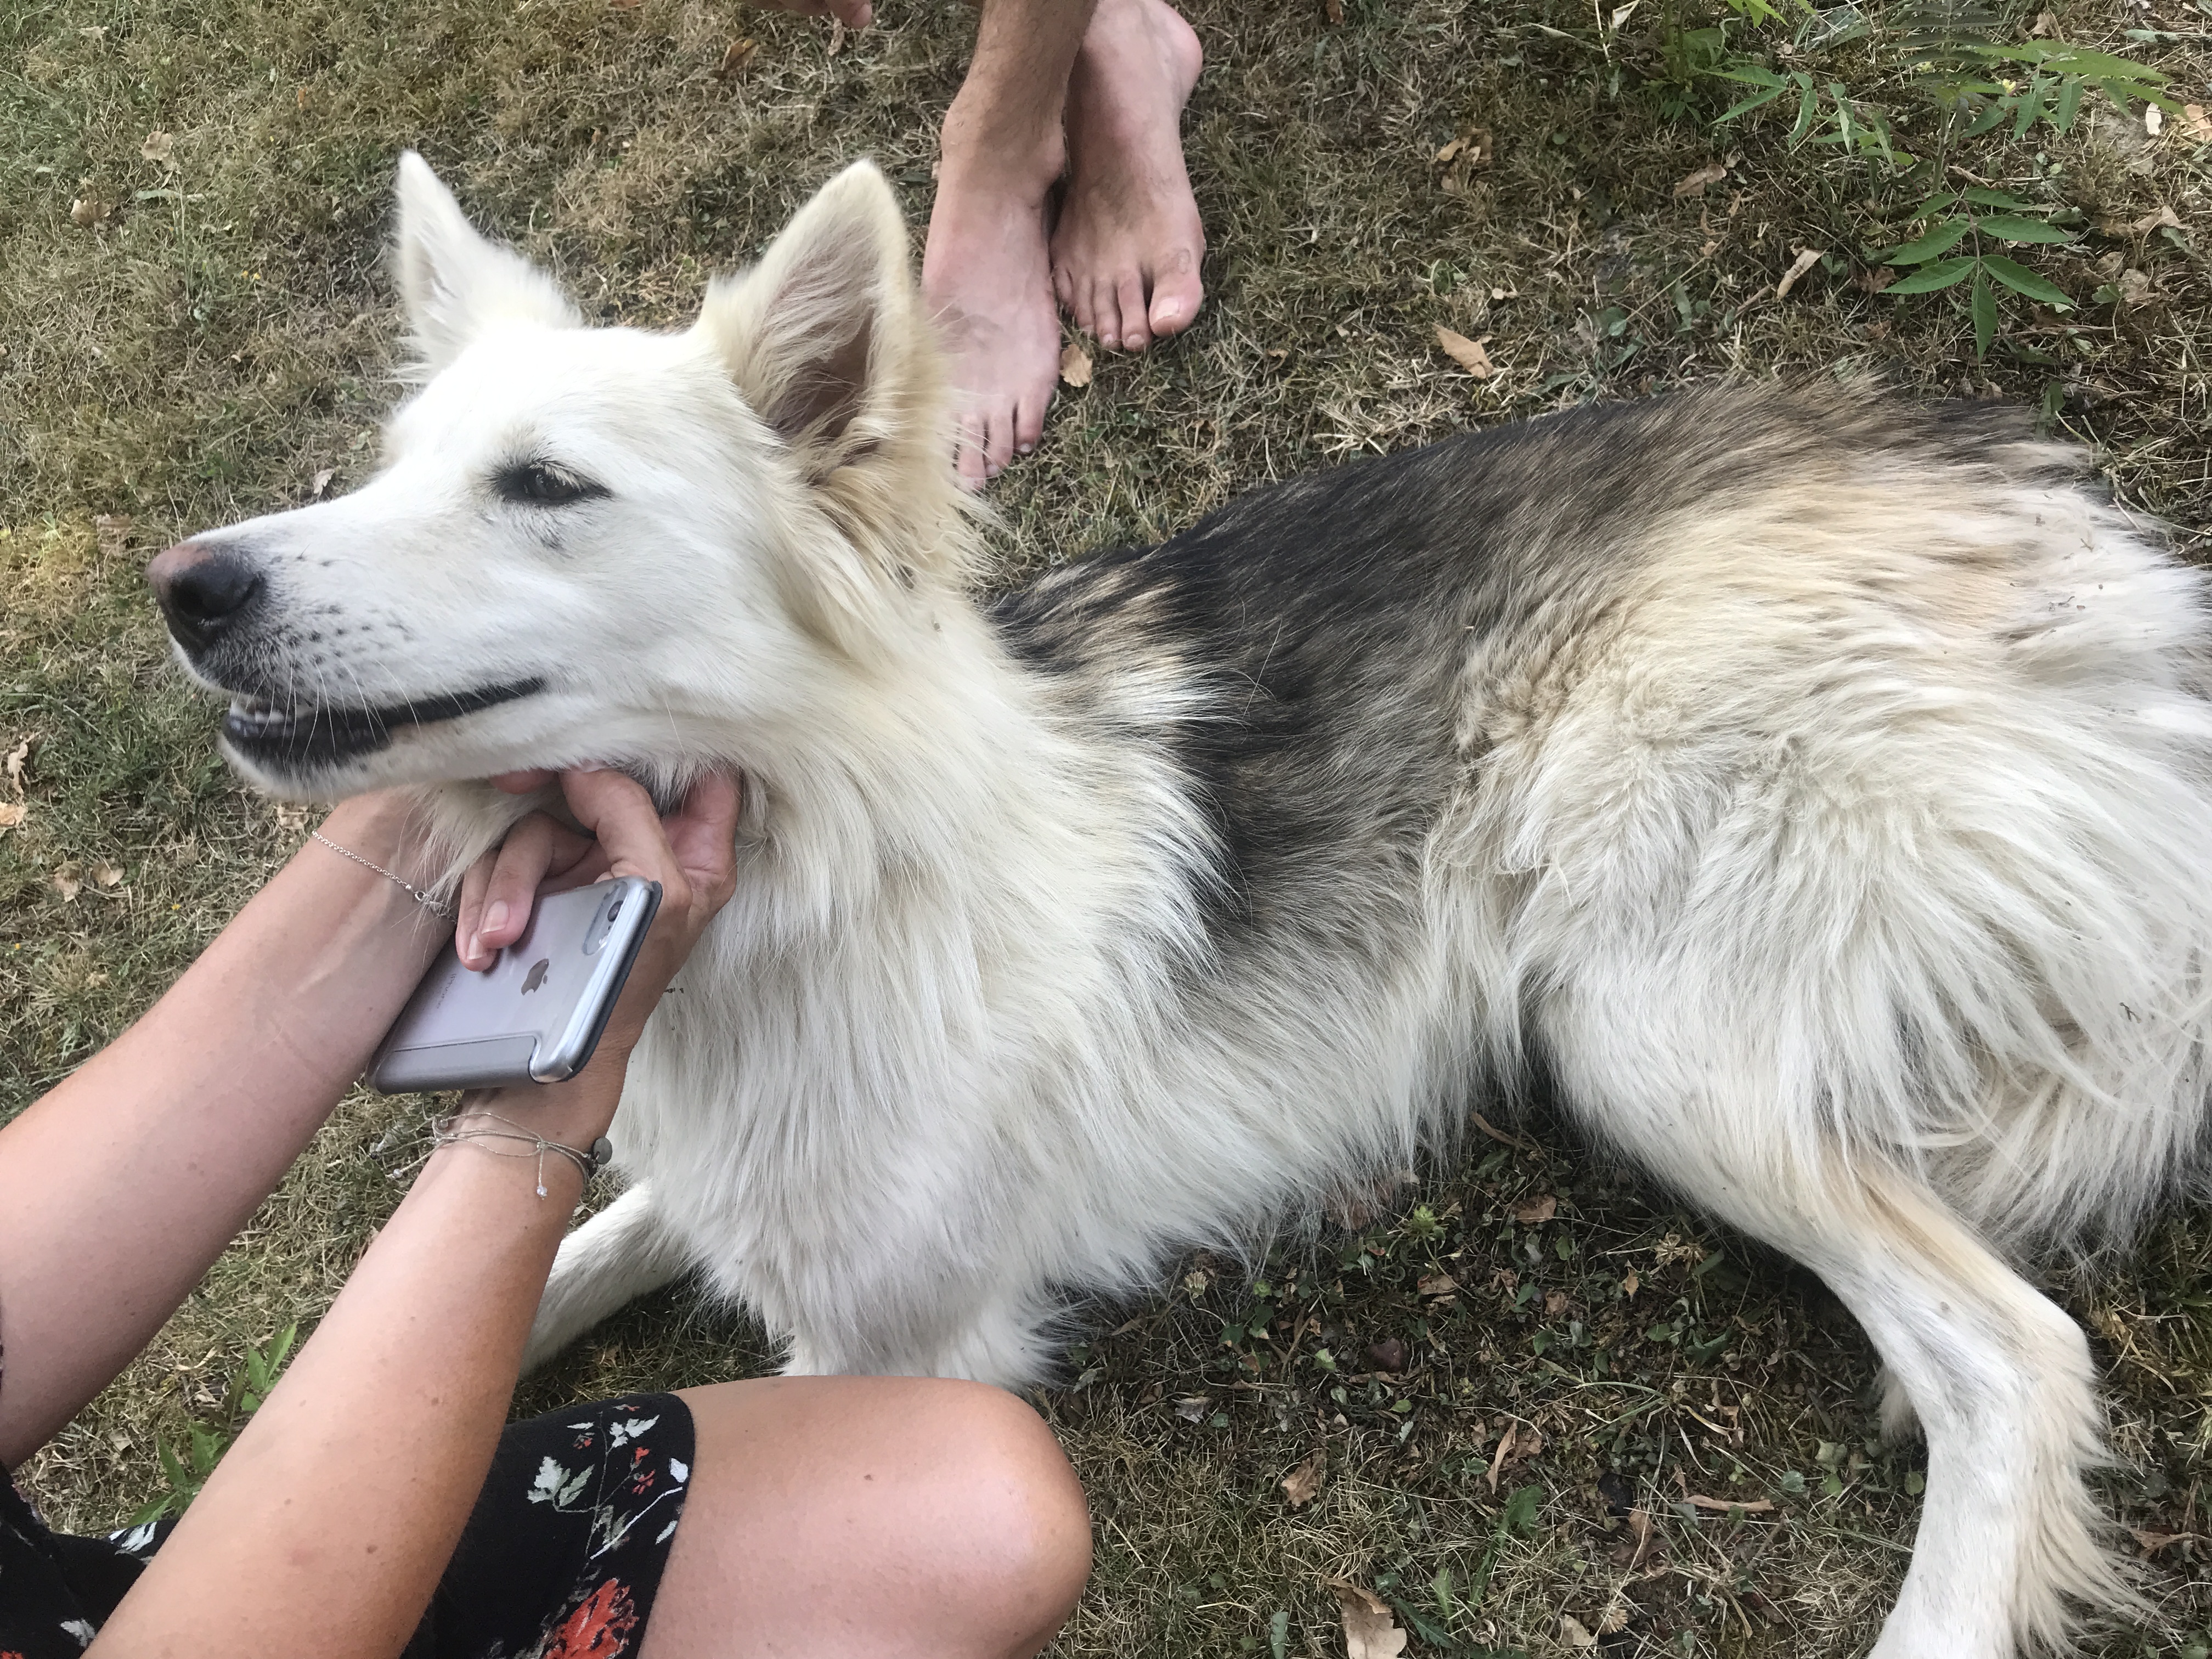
[494,462,606,507]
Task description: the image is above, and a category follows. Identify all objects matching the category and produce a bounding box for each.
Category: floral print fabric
[1,1393,693,1659]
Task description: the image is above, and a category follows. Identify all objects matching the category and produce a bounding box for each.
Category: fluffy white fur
[161,155,2212,1658]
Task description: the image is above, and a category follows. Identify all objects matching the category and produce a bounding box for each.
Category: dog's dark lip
[222,679,546,771]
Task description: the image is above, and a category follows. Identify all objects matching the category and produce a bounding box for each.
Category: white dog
[149,154,2212,1658]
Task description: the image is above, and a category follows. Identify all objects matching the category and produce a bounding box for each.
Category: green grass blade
[1880,219,1971,264]
[1980,254,2071,306]
[1884,257,1976,293]
[1975,215,2075,245]
[1719,84,1790,120]
[1972,267,1997,359]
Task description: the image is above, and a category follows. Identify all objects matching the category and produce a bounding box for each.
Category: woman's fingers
[552,769,743,1050]
[455,814,600,969]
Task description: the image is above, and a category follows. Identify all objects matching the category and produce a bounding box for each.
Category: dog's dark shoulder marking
[994,387,2062,964]
[992,400,1709,960]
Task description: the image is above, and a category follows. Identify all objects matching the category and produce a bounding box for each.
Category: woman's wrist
[315,790,446,895]
[467,1068,627,1155]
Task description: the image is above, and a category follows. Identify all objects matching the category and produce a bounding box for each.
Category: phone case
[369,876,662,1093]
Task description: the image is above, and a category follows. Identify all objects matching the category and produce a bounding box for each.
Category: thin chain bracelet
[311,827,456,922]
[431,1110,612,1200]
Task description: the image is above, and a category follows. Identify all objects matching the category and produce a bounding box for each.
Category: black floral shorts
[0,1393,693,1659]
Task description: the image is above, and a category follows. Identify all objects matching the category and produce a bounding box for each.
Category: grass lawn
[3,0,2209,1652]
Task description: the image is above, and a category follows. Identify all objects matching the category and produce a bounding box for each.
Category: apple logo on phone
[521,958,551,994]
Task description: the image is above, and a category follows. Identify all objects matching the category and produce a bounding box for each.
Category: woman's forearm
[91,1127,600,1659]
[0,794,451,1465]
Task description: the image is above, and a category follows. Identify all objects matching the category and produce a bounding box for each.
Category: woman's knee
[890,1380,1093,1651]
[661,1376,1088,1657]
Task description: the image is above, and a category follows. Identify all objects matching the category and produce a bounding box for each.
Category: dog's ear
[696,160,929,472]
[393,151,579,373]
[695,162,970,658]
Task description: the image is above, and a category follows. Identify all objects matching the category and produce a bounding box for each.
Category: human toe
[956,409,991,491]
[1091,278,1121,350]
[1115,272,1150,351]
[1148,257,1204,340]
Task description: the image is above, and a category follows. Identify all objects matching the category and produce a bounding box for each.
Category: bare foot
[923,116,1064,488]
[1051,0,1205,354]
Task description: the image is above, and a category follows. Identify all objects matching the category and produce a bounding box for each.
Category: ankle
[939,95,1066,201]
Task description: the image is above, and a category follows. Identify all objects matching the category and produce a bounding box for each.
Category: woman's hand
[455,768,742,1146]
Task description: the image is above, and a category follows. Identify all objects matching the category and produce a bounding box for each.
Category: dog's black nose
[147,539,263,652]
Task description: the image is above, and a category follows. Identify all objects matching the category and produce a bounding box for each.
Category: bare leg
[923,0,1095,489]
[1051,0,1204,353]
[639,1376,1091,1658]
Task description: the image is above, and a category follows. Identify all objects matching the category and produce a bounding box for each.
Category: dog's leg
[1792,1165,2123,1658]
[524,1182,692,1373]
[1576,1078,2127,1657]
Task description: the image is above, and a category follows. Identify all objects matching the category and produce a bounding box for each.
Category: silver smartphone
[369,876,662,1092]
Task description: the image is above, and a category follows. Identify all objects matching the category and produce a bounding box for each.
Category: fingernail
[484,900,508,938]
[466,934,483,964]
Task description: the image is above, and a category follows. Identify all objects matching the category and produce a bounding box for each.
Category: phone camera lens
[607,899,623,921]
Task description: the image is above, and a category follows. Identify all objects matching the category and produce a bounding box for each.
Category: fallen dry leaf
[70,195,114,229]
[92,859,125,889]
[1172,1395,1210,1424]
[1280,1452,1324,1507]
[1365,1336,1407,1373]
[5,735,36,795]
[1434,325,1494,378]
[1415,1271,1459,1299]
[1774,246,1825,301]
[1326,1581,1408,1659]
[1543,1289,1570,1318]
[1672,161,1727,198]
[2131,1528,2188,1555]
[1469,1108,1538,1154]
[1486,1420,1545,1490]
[2118,268,2155,308]
[310,468,336,499]
[2129,205,2183,235]
[140,129,174,166]
[1853,265,1896,294]
[51,863,82,902]
[1686,1493,1775,1513]
[1511,1192,1556,1224]
[1621,1269,1640,1298]
[1596,1597,1631,1635]
[712,36,758,79]
[1621,1507,1656,1569]
[1560,1614,1599,1650]
[2184,104,2211,142]
[1059,340,1093,388]
[1183,1266,1211,1296]
[296,85,309,110]
[1323,0,1345,23]
[2144,105,2163,137]
[2030,7,2057,32]
[0,802,25,835]
[93,514,132,558]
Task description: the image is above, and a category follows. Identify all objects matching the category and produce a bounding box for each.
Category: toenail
[1019,444,1034,454]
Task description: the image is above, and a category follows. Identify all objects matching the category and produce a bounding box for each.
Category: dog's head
[148,154,969,801]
